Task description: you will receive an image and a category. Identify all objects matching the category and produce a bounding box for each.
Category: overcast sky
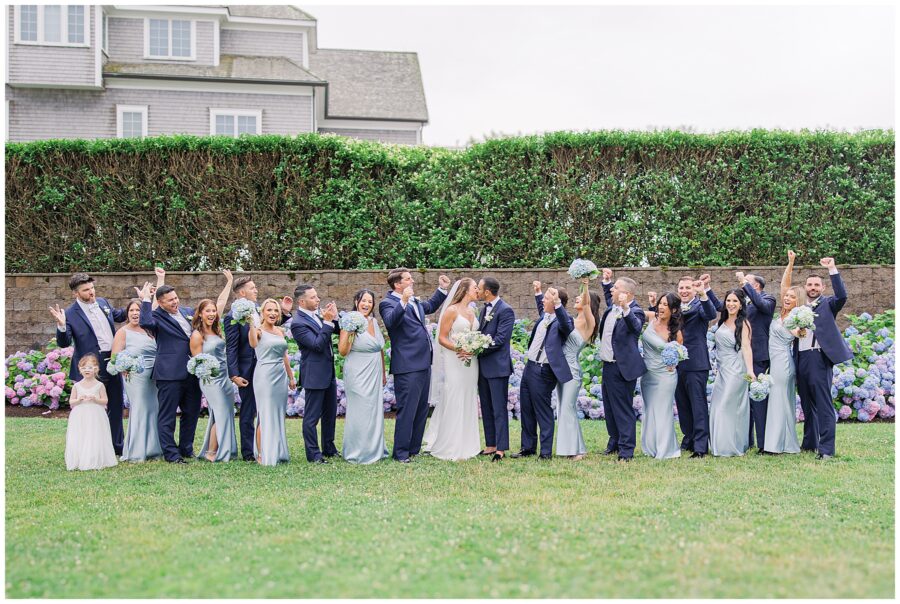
[305,4,895,147]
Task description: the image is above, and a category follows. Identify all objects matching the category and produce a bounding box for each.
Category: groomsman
[650,275,719,458]
[138,279,200,464]
[223,276,292,461]
[598,273,646,461]
[379,269,450,463]
[735,271,776,452]
[513,282,573,460]
[291,284,340,464]
[794,258,853,460]
[50,272,129,455]
[475,277,515,462]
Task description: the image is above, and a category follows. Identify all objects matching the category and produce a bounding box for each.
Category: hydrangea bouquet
[784,306,817,332]
[339,311,368,335]
[230,299,258,327]
[187,353,221,384]
[106,351,145,382]
[660,341,689,369]
[746,373,772,402]
[450,329,494,367]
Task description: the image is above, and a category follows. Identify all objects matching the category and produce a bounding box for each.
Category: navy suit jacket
[598,287,647,382]
[223,306,289,379]
[670,294,718,372]
[792,272,854,366]
[477,298,515,379]
[742,283,776,363]
[56,298,127,381]
[527,293,575,384]
[290,311,339,390]
[379,289,448,375]
[139,301,196,381]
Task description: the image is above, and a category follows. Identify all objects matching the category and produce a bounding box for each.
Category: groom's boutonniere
[809,298,821,309]
[102,306,111,317]
[484,312,494,323]
[186,314,193,321]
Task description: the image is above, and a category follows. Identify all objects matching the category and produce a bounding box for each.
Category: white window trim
[13,5,90,48]
[210,109,262,137]
[116,105,148,139]
[101,12,109,55]
[143,18,196,61]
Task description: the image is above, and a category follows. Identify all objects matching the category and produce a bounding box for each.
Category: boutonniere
[745,297,752,306]
[809,298,821,309]
[186,315,193,321]
[102,306,111,316]
[680,302,692,313]
[484,312,494,323]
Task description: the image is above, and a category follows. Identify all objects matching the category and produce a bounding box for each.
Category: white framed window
[116,105,148,139]
[210,109,262,137]
[14,5,89,47]
[144,18,195,60]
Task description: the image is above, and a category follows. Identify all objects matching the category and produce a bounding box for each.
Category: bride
[423,278,482,461]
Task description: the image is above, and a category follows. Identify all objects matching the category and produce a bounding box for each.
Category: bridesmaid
[249,298,294,466]
[763,250,804,454]
[709,289,756,457]
[640,292,683,460]
[555,278,599,460]
[191,270,238,462]
[108,298,163,462]
[339,289,389,464]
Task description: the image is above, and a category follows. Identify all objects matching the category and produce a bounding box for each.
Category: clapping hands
[321,302,338,322]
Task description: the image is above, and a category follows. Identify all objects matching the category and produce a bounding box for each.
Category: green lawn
[5,417,895,598]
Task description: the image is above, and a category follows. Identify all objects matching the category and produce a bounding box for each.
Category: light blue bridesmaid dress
[763,317,801,453]
[253,329,290,466]
[121,329,163,462]
[555,330,587,456]
[342,317,389,464]
[709,325,750,457]
[639,325,681,459]
[198,334,238,462]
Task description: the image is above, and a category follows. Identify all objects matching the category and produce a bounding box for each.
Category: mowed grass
[5,417,894,598]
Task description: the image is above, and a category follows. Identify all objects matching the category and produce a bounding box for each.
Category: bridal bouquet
[187,353,221,384]
[784,306,817,332]
[106,351,145,382]
[230,299,258,326]
[339,311,367,335]
[660,342,689,369]
[450,329,494,367]
[567,258,600,280]
[746,373,772,402]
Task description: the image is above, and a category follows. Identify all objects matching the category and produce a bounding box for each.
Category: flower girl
[65,354,117,471]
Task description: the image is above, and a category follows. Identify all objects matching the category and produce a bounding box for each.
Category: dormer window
[144,18,196,60]
[14,5,89,46]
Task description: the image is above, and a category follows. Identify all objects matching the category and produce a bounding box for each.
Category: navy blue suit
[379,288,448,461]
[742,283,777,449]
[224,306,289,460]
[290,310,340,462]
[519,294,574,456]
[666,292,718,454]
[793,272,853,456]
[476,298,515,451]
[139,301,201,462]
[56,298,127,454]
[598,285,647,459]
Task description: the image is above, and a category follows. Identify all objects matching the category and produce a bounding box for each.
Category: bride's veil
[428,279,461,408]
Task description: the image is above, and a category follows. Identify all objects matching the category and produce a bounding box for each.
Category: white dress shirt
[75,299,114,351]
[299,307,323,328]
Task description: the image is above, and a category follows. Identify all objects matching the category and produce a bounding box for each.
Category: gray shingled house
[5,5,428,144]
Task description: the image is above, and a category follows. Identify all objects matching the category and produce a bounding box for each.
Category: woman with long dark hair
[709,289,755,457]
[555,278,600,460]
[190,270,238,462]
[108,298,163,462]
[640,292,684,459]
[339,288,389,464]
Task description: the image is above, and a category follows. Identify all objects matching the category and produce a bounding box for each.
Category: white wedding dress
[423,312,482,461]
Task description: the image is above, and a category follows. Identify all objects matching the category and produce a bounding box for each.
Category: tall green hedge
[5,130,894,272]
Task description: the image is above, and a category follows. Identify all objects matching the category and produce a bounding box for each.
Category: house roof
[310,49,428,122]
[103,54,325,84]
[226,5,317,22]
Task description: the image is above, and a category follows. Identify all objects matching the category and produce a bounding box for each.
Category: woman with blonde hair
[763,250,805,454]
[249,298,294,465]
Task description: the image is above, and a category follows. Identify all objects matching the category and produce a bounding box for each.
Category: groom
[379,269,450,463]
[475,277,515,461]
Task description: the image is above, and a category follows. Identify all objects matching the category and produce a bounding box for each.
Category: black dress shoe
[170,458,188,465]
[511,450,535,458]
[397,458,411,464]
[323,453,341,459]
[617,456,632,462]
[539,454,551,460]
[602,447,618,455]
[756,449,768,455]
[491,453,504,462]
[689,452,707,459]
[816,453,833,460]
[680,444,694,452]
[243,456,255,462]
[312,458,329,465]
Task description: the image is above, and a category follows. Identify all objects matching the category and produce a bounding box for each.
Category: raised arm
[50,304,71,348]
[742,281,776,317]
[248,325,261,349]
[420,275,451,315]
[780,250,796,300]
[533,281,544,317]
[215,269,234,318]
[822,257,847,313]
